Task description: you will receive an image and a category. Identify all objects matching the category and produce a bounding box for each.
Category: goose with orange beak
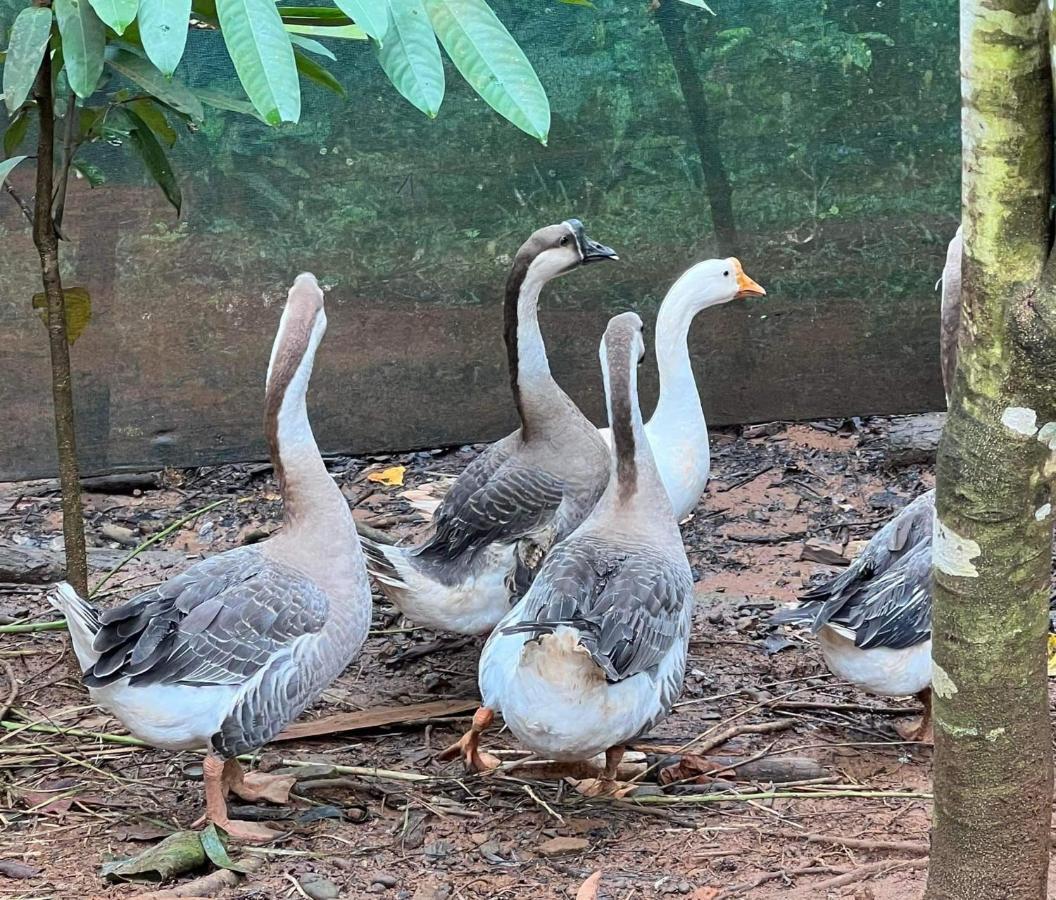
[599,257,766,521]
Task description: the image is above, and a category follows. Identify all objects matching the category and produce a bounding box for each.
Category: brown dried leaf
[576,870,602,900]
[536,836,589,857]
[658,753,716,786]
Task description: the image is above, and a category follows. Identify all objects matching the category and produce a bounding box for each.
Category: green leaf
[71,159,106,186]
[284,22,365,40]
[101,830,204,882]
[278,6,352,23]
[333,0,388,41]
[199,825,253,874]
[3,110,30,157]
[216,0,301,125]
[423,0,549,143]
[105,48,204,120]
[138,0,191,75]
[125,106,181,212]
[377,0,444,118]
[3,7,53,114]
[54,0,107,98]
[130,97,176,146]
[293,48,345,96]
[32,286,92,344]
[194,86,266,120]
[675,0,715,11]
[288,33,335,60]
[558,0,595,6]
[0,155,27,188]
[87,0,139,34]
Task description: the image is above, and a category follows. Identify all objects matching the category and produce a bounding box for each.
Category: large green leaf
[216,0,301,125]
[105,48,204,120]
[377,0,443,118]
[3,110,30,156]
[288,33,335,60]
[3,7,53,114]
[87,0,138,34]
[294,48,345,96]
[125,106,181,212]
[284,22,365,40]
[137,0,191,75]
[0,155,27,188]
[54,0,106,98]
[423,0,549,143]
[333,0,388,41]
[129,97,176,146]
[194,86,265,120]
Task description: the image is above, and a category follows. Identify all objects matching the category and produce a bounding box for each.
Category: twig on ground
[811,856,928,891]
[357,523,397,545]
[771,829,928,854]
[0,660,17,722]
[718,864,845,897]
[136,856,263,898]
[626,789,931,806]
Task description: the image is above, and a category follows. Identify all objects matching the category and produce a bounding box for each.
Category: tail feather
[48,582,101,673]
[359,536,411,589]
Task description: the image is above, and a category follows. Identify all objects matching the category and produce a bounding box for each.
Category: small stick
[625,789,932,805]
[770,699,917,717]
[718,864,845,897]
[0,620,69,635]
[770,829,928,854]
[357,523,397,545]
[136,856,263,898]
[0,660,17,722]
[811,857,928,891]
[523,783,565,824]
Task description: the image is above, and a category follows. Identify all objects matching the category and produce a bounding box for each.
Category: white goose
[773,229,963,741]
[50,274,372,841]
[599,258,766,520]
[361,221,618,635]
[443,312,694,784]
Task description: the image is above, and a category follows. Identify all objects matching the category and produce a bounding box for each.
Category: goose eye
[723,270,730,277]
[559,235,570,247]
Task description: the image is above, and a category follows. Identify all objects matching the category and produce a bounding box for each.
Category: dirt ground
[0,417,1020,899]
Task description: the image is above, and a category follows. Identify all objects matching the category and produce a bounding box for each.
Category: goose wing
[838,544,932,650]
[84,546,329,689]
[502,536,693,681]
[416,446,565,562]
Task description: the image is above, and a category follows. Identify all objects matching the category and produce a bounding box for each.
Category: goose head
[266,272,327,393]
[667,257,766,315]
[514,219,619,284]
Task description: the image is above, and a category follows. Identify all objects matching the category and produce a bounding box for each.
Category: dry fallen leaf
[536,836,589,857]
[576,870,603,900]
[367,465,406,487]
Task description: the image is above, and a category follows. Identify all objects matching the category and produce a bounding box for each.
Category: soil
[0,416,1026,899]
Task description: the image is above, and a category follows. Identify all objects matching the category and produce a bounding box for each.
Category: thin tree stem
[31,10,88,598]
[52,89,77,232]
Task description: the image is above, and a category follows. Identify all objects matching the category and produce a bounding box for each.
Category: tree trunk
[654,0,738,255]
[925,2,1054,898]
[31,24,88,598]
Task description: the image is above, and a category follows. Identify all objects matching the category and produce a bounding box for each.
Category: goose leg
[895,688,934,744]
[222,758,297,805]
[201,754,282,843]
[600,745,625,787]
[437,707,499,772]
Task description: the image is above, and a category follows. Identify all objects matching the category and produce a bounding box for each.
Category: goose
[599,258,766,521]
[361,220,618,635]
[50,274,372,841]
[772,229,962,741]
[443,312,694,786]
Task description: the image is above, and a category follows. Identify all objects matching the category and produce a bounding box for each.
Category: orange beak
[732,258,766,299]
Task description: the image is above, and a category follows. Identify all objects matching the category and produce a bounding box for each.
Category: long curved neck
[599,341,670,521]
[264,326,350,536]
[651,283,706,431]
[504,260,561,434]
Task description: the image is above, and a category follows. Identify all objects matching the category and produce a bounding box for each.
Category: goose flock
[50,219,957,841]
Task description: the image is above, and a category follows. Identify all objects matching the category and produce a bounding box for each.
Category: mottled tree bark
[31,20,88,598]
[925,2,1054,898]
[654,0,737,255]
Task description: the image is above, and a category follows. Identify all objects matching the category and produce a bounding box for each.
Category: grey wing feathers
[417,449,566,562]
[503,537,693,682]
[781,491,934,650]
[84,547,328,689]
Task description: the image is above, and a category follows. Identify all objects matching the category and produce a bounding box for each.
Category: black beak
[564,218,619,264]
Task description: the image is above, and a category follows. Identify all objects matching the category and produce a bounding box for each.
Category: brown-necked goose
[361,220,618,635]
[445,312,693,786]
[51,274,371,841]
[598,258,766,520]
[772,228,962,741]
